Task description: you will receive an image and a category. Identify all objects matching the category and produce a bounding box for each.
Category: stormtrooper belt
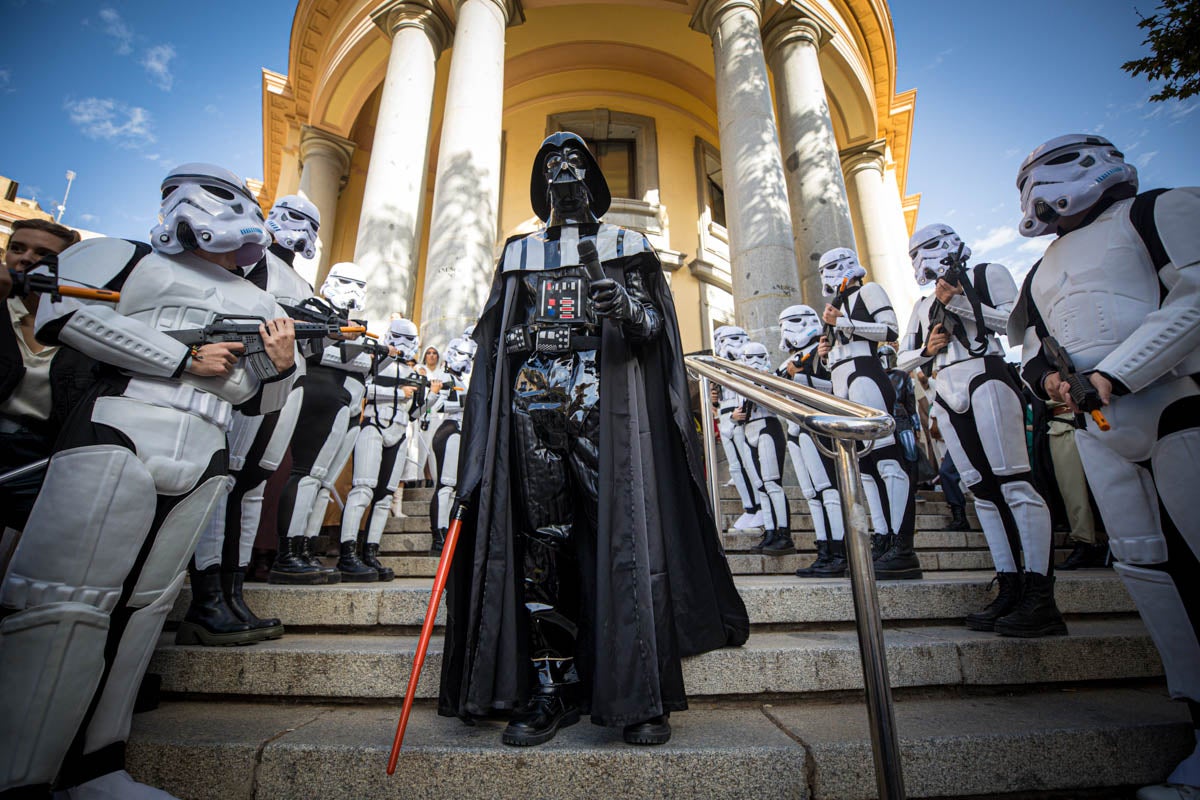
[505,324,600,356]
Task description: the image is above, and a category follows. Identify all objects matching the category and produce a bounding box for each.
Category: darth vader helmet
[530,132,611,225]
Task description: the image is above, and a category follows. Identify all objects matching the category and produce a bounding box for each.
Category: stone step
[149,618,1160,701]
[170,572,1134,630]
[125,688,1193,799]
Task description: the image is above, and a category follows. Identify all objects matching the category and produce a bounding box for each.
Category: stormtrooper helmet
[877,344,898,371]
[150,163,271,267]
[463,322,476,339]
[1016,134,1138,237]
[714,325,750,360]
[739,342,772,372]
[320,262,367,311]
[819,247,867,297]
[266,194,321,259]
[778,305,822,352]
[445,337,478,374]
[384,318,419,361]
[909,223,972,286]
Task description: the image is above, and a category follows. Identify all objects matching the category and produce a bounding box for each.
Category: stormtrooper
[817,247,920,580]
[268,261,376,585]
[337,318,422,582]
[775,305,846,578]
[1008,134,1200,798]
[427,335,478,554]
[184,194,318,644]
[712,325,760,531]
[897,223,1063,636]
[732,342,793,556]
[438,132,748,750]
[0,163,297,798]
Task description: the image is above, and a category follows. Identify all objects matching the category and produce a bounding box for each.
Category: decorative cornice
[688,257,733,291]
[300,125,357,178]
[762,9,835,62]
[689,0,762,39]
[372,0,453,54]
[840,139,886,176]
[454,0,524,28]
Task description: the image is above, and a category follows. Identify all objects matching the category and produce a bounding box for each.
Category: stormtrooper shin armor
[2,228,293,792]
[428,337,477,551]
[713,326,757,526]
[734,344,790,549]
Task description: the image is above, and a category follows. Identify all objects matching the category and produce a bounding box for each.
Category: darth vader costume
[437,133,748,747]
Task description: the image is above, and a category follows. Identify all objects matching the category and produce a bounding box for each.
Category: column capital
[840,139,887,176]
[453,0,525,28]
[300,125,356,179]
[689,0,762,38]
[372,0,454,54]
[762,8,835,60]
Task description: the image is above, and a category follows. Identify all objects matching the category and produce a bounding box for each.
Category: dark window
[585,138,636,199]
[703,149,726,228]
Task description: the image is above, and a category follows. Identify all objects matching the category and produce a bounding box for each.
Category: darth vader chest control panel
[505,274,600,356]
[536,276,587,325]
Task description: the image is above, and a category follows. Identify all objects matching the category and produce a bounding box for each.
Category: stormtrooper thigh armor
[718,410,756,515]
[744,418,789,532]
[0,392,227,792]
[1074,378,1200,707]
[786,424,843,542]
[342,422,407,548]
[832,356,913,538]
[932,357,1051,574]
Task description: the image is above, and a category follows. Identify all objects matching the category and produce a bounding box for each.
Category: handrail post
[697,375,723,527]
[833,437,906,800]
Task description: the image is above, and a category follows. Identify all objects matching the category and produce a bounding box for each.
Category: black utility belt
[505,324,600,356]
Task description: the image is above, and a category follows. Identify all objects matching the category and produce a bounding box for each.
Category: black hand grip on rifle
[926,242,988,357]
[167,314,361,381]
[578,239,606,284]
[822,278,852,346]
[1041,335,1111,431]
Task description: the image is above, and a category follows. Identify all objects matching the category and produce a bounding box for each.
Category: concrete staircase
[132,487,1193,799]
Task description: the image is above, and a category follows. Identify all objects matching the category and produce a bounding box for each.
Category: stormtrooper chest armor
[1032,200,1161,373]
[365,361,416,421]
[263,250,313,307]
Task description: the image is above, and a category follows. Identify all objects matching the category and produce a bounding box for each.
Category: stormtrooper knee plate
[875,458,911,538]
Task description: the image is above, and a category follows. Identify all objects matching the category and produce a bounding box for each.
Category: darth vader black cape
[438,223,749,727]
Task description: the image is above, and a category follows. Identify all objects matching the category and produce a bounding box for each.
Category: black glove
[590,278,636,322]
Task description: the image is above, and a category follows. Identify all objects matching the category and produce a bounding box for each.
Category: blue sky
[1,0,1197,284]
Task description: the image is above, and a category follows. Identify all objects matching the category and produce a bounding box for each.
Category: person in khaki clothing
[1046,406,1108,569]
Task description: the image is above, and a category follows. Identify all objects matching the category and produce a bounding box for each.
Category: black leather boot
[871,533,893,562]
[307,536,341,584]
[965,572,1022,631]
[502,691,581,747]
[795,539,831,577]
[994,571,1068,638]
[268,535,326,585]
[222,570,284,640]
[873,533,923,580]
[360,533,394,581]
[947,504,970,531]
[431,527,447,555]
[762,529,796,556]
[176,565,262,646]
[624,713,671,745]
[810,539,848,578]
[336,539,378,582]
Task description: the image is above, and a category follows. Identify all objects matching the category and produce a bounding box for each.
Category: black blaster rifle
[1041,335,1111,431]
[822,278,855,348]
[926,242,989,356]
[280,298,365,332]
[9,257,121,303]
[167,314,366,380]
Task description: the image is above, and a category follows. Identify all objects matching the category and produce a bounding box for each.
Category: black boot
[796,539,831,577]
[624,713,671,745]
[873,533,923,580]
[431,527,447,555]
[360,533,394,581]
[762,530,796,556]
[1059,540,1109,570]
[871,533,893,562]
[176,565,262,646]
[994,571,1068,638]
[947,504,970,531]
[307,536,341,584]
[268,536,326,585]
[336,539,378,582]
[810,539,848,577]
[222,570,284,640]
[502,691,581,747]
[965,572,1022,631]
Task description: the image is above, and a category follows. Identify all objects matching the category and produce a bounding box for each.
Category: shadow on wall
[355,203,417,324]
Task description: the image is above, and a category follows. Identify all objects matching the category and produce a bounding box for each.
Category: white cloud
[141,44,175,91]
[974,225,1019,253]
[98,8,133,55]
[1135,150,1158,169]
[64,97,155,147]
[78,213,99,224]
[0,69,11,93]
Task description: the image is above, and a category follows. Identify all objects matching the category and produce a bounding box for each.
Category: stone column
[354,1,452,324]
[418,0,522,355]
[764,12,856,307]
[297,126,356,286]
[841,142,917,328]
[691,0,801,346]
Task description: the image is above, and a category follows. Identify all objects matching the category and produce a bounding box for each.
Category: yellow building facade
[260,0,919,354]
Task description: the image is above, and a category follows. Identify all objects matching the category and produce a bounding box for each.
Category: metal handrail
[687,354,906,800]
